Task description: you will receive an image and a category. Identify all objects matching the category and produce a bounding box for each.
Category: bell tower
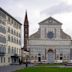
[24,11,29,51]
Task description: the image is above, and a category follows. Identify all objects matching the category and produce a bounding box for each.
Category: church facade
[28,17,72,63]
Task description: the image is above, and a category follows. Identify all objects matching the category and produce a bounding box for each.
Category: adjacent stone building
[0,8,22,66]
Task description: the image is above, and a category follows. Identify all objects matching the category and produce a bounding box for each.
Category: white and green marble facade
[28,17,72,63]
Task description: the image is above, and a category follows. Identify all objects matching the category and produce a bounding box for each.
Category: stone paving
[0,64,72,72]
[0,64,33,72]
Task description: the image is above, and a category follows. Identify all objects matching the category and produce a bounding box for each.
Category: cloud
[41,2,72,16]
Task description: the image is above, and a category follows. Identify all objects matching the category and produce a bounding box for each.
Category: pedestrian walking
[26,62,28,67]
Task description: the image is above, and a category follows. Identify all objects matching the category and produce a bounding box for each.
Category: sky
[0,0,72,46]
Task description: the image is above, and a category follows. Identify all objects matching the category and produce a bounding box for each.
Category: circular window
[47,32,54,39]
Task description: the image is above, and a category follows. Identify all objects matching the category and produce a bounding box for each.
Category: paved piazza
[0,64,33,72]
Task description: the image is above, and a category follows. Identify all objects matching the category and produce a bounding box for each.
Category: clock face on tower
[47,32,54,39]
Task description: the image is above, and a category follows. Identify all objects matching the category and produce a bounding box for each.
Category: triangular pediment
[39,17,62,25]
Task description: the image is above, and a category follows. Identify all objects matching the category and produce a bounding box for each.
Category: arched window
[48,49,53,52]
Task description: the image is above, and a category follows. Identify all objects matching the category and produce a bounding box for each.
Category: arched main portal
[48,49,55,63]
